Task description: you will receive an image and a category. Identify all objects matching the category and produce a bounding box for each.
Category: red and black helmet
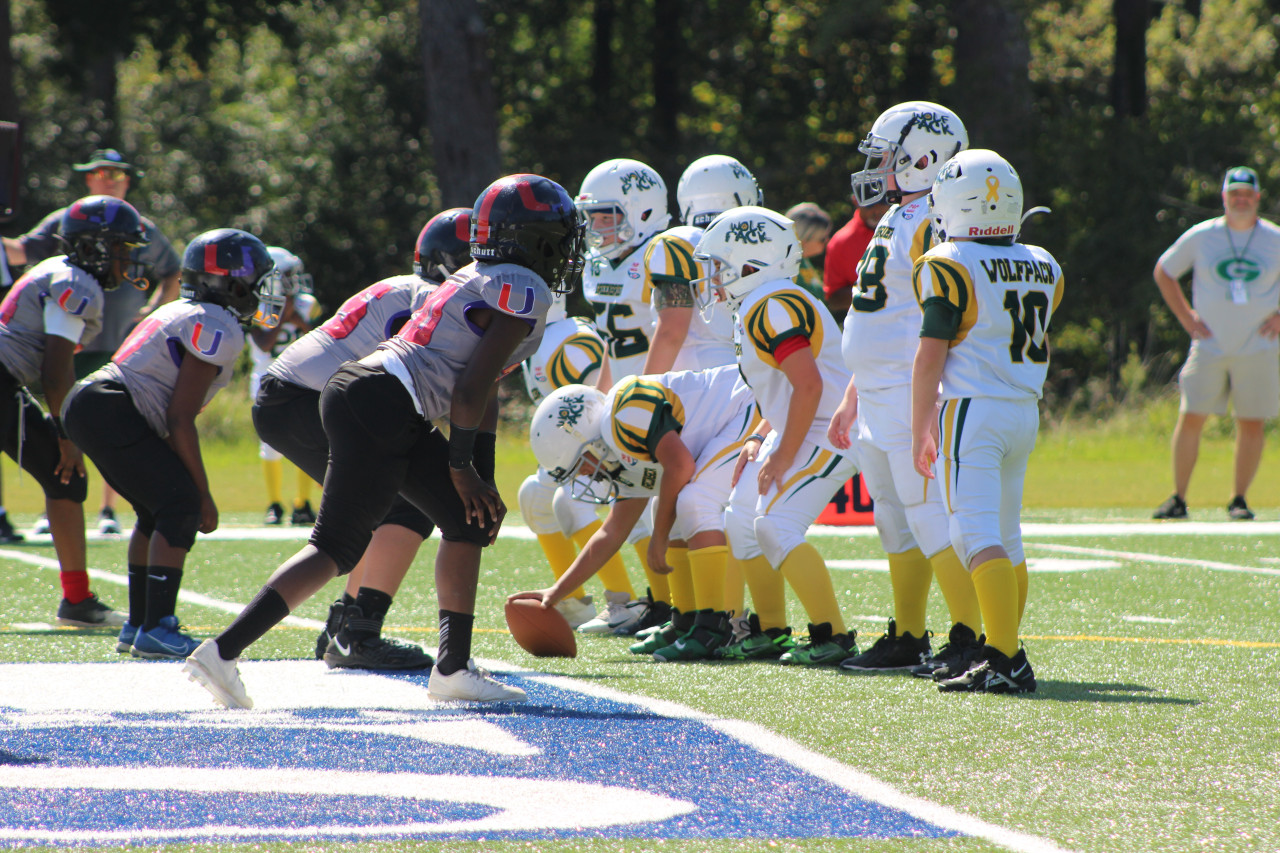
[58,195,149,289]
[469,174,585,294]
[413,207,472,282]
[180,228,277,324]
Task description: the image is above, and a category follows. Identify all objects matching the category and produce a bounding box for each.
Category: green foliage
[6,0,1280,403]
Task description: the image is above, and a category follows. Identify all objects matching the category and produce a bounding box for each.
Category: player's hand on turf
[732,439,761,487]
[199,491,219,533]
[912,431,937,479]
[507,589,554,609]
[54,438,86,485]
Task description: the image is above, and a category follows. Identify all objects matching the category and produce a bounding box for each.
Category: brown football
[504,598,577,658]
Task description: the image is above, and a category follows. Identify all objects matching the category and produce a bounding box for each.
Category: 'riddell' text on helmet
[470,174,585,294]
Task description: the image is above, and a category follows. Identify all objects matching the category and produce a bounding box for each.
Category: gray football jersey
[0,256,104,386]
[269,274,436,392]
[378,262,552,420]
[94,299,245,437]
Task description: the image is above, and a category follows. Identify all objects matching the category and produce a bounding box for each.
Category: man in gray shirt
[1152,166,1280,520]
[3,148,181,535]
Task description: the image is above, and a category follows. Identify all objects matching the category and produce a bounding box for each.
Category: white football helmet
[266,246,314,297]
[692,206,801,315]
[929,149,1023,241]
[851,101,968,206]
[676,155,763,227]
[574,158,671,260]
[529,384,621,504]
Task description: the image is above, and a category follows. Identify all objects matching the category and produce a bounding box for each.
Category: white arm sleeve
[44,299,87,344]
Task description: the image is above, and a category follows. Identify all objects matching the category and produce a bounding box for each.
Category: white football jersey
[521,316,606,402]
[601,364,756,499]
[913,240,1065,400]
[644,224,736,370]
[583,235,659,379]
[841,196,937,390]
[735,279,851,453]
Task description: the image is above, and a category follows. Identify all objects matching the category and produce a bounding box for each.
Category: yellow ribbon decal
[985,176,1000,202]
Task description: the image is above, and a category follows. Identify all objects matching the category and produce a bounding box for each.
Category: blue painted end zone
[0,667,961,846]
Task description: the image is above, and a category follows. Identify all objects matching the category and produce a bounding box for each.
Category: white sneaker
[427,660,527,703]
[577,590,648,635]
[554,595,596,629]
[97,508,122,536]
[32,515,51,536]
[183,639,254,709]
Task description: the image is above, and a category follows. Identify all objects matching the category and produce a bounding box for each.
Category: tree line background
[1,0,1278,417]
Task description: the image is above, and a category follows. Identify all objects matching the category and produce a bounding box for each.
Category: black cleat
[938,645,1036,694]
[0,511,24,544]
[1227,496,1255,521]
[291,501,317,526]
[912,622,983,680]
[264,502,285,525]
[323,633,434,671]
[1153,494,1187,520]
[839,618,930,672]
[315,599,346,660]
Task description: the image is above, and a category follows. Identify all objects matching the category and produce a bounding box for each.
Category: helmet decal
[725,219,773,245]
[619,168,660,195]
[66,197,122,224]
[516,180,552,212]
[454,211,471,241]
[203,243,254,278]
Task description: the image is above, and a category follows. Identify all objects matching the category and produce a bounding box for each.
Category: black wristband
[448,423,478,470]
[473,431,497,482]
[51,416,68,439]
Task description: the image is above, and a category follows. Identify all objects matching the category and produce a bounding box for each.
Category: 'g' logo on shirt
[1217,258,1261,282]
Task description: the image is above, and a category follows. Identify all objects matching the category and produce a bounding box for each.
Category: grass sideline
[2,523,1279,852]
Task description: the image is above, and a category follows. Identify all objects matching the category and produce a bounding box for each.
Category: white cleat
[554,594,596,630]
[576,589,648,635]
[427,660,527,703]
[184,639,254,710]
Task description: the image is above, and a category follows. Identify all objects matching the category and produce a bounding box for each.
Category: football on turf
[504,598,577,658]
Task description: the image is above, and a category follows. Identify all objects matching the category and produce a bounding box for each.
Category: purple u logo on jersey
[57,288,90,316]
[496,282,536,316]
[189,322,224,356]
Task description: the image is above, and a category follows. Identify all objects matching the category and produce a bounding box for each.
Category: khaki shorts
[1178,343,1280,419]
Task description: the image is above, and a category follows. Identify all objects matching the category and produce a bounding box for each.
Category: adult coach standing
[3,149,181,534]
[1152,166,1280,520]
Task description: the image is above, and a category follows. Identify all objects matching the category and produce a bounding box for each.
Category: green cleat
[629,609,693,655]
[716,613,796,660]
[779,622,857,666]
[652,610,731,662]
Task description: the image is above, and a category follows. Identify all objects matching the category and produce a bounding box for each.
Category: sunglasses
[90,168,129,181]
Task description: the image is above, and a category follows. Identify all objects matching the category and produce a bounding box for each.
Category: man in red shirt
[823,197,890,327]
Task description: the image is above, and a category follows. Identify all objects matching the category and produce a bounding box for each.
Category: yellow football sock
[536,532,587,600]
[888,547,932,637]
[665,545,696,612]
[262,459,283,505]
[930,545,982,633]
[724,552,746,615]
[688,545,727,612]
[294,466,314,509]
[740,554,786,630]
[1014,560,1029,623]
[632,536,670,603]
[779,542,846,634]
[573,521,635,598]
[971,557,1019,657]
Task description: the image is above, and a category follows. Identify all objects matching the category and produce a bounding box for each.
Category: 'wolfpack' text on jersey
[913,240,1064,400]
